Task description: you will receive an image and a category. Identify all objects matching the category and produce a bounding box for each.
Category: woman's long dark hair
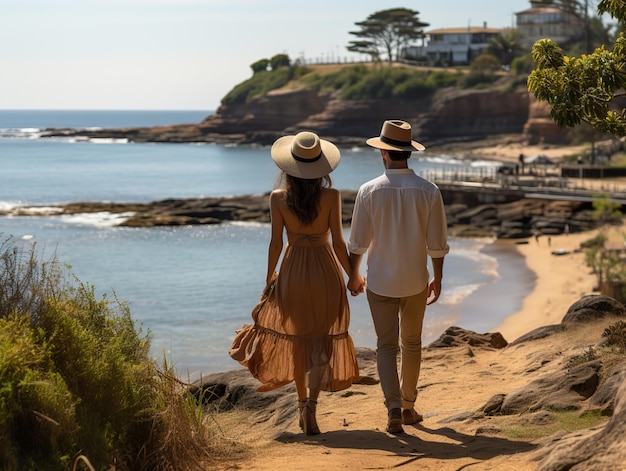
[284,173,332,225]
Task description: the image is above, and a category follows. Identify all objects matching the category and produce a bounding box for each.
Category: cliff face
[196,87,532,146]
[523,93,570,145]
[42,85,563,147]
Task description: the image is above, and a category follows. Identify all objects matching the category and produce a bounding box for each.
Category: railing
[421,169,626,204]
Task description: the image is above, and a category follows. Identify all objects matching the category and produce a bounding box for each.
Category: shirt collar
[384,168,414,175]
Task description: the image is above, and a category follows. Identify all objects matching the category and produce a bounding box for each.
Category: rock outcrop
[3,192,603,239]
[480,294,626,419]
[534,366,626,470]
[41,86,534,147]
[523,94,570,145]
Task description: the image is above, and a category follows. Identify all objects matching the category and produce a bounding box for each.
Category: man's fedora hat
[271,131,340,179]
[366,120,425,152]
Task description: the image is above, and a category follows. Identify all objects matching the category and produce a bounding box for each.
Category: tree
[565,15,614,54]
[593,193,623,225]
[471,54,501,72]
[487,31,523,66]
[250,58,270,75]
[584,193,625,296]
[527,0,626,136]
[270,53,291,70]
[348,8,429,62]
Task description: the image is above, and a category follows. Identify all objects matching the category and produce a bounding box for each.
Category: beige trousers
[366,287,428,411]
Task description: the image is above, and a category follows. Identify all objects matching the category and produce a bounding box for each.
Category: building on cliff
[515,1,585,48]
[404,24,506,66]
[404,1,585,65]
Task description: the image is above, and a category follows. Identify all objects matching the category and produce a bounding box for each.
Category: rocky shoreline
[3,190,603,239]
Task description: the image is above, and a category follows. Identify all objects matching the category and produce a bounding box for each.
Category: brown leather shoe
[402,408,423,425]
[387,408,403,434]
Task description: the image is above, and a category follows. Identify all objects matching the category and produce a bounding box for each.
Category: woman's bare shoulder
[321,187,341,204]
[269,189,286,200]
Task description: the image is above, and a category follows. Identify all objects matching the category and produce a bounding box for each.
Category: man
[347,120,449,434]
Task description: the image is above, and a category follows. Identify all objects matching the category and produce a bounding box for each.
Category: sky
[1,0,533,111]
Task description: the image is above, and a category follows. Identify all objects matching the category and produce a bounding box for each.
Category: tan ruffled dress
[229,230,360,392]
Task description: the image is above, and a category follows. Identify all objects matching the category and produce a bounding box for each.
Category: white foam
[88,137,129,144]
[17,206,64,216]
[228,220,268,228]
[0,201,22,212]
[59,211,135,227]
[0,127,42,138]
[470,160,501,168]
[439,282,485,305]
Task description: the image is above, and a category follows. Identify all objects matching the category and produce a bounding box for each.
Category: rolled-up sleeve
[348,190,371,255]
[426,189,450,258]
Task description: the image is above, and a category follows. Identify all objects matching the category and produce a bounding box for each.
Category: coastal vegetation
[224,3,616,110]
[582,194,626,301]
[222,62,505,105]
[0,237,229,470]
[528,0,626,136]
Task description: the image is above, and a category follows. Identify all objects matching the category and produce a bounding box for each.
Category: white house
[515,3,584,48]
[405,25,506,66]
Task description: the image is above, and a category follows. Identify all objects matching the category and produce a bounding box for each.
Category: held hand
[347,274,365,297]
[426,278,442,305]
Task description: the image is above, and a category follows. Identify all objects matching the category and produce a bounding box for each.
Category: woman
[230,131,361,435]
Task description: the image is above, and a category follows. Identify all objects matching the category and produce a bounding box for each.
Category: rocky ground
[200,295,626,471]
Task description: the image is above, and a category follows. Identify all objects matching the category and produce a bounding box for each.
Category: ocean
[0,109,533,379]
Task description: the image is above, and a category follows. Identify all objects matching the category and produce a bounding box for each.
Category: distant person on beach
[347,120,450,434]
[229,131,361,436]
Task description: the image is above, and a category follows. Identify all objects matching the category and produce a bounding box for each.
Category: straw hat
[366,120,425,152]
[271,131,340,179]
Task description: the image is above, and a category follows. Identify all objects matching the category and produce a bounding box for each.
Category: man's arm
[427,256,444,305]
[347,252,365,296]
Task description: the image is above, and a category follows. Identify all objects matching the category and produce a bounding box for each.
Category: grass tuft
[0,235,232,470]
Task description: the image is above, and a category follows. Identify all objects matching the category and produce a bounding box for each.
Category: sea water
[0,110,532,378]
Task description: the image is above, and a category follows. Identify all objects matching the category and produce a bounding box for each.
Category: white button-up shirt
[348,168,450,298]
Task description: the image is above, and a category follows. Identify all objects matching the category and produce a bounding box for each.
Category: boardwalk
[421,168,626,205]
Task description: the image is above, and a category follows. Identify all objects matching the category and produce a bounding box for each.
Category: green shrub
[603,321,626,352]
[301,65,369,93]
[424,70,459,88]
[459,71,500,89]
[336,67,438,100]
[567,346,598,367]
[581,234,608,249]
[0,316,77,470]
[269,53,290,70]
[250,59,269,74]
[222,66,303,104]
[0,237,220,470]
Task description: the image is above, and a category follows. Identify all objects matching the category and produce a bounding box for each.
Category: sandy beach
[208,141,626,470]
[495,231,598,342]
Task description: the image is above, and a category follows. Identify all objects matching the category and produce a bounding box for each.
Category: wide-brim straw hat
[366,120,425,152]
[271,131,340,179]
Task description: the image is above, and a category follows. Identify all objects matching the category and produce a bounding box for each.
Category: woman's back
[273,187,338,235]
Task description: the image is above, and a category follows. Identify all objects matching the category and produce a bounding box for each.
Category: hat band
[380,135,412,148]
[292,151,322,163]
